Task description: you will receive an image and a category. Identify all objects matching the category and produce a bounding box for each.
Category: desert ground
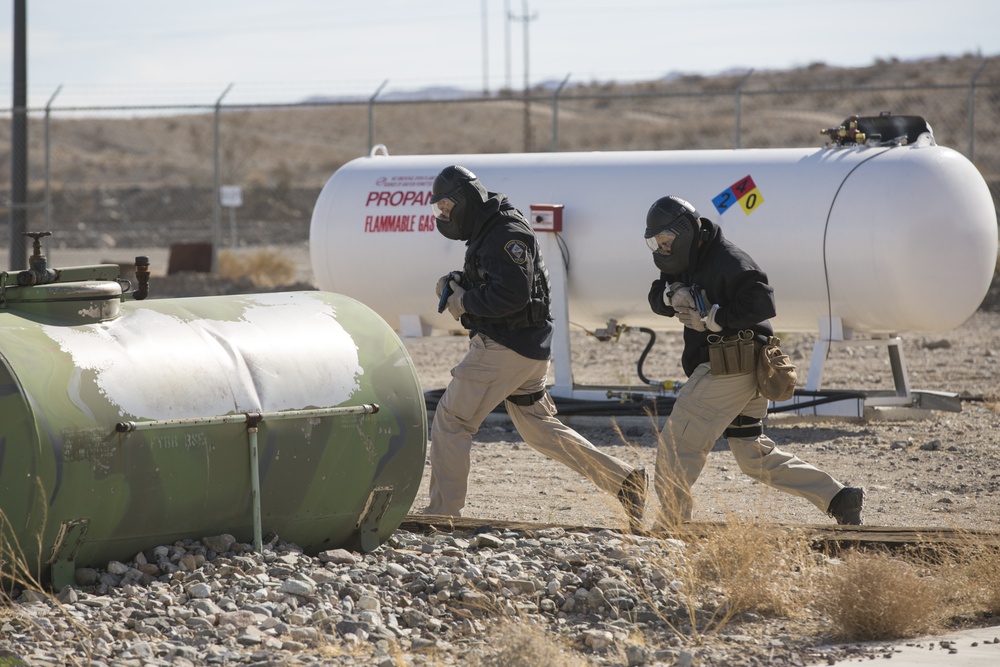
[403,306,1000,534]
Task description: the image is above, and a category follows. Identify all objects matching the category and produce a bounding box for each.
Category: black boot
[827,486,865,525]
[618,468,647,534]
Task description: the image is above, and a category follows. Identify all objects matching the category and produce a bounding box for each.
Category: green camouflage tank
[0,252,426,589]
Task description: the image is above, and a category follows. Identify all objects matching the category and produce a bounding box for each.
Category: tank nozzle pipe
[132,256,150,300]
[17,231,58,286]
[114,404,380,433]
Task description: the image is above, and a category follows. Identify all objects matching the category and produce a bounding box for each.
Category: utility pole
[10,0,28,270]
[509,0,537,151]
[481,0,489,95]
[504,0,511,91]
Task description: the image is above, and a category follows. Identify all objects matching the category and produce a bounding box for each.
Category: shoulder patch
[504,239,529,265]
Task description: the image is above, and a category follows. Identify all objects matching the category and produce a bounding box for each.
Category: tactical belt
[707,329,759,376]
[507,389,546,406]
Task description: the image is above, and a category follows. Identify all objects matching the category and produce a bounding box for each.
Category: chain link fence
[3,59,999,271]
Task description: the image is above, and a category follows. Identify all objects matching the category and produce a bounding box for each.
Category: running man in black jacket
[422,165,646,532]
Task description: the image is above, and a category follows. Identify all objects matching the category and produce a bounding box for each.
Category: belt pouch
[708,343,727,375]
[722,341,740,373]
[738,338,757,374]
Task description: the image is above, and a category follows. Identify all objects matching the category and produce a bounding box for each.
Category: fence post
[44,85,62,261]
[368,80,389,154]
[967,58,988,162]
[212,83,233,274]
[551,73,571,152]
[733,69,754,149]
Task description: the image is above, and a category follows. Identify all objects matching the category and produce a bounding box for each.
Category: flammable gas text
[364,214,437,232]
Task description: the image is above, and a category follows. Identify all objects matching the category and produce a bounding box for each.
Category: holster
[707,330,758,376]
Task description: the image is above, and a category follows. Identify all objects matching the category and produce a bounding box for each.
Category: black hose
[423,387,676,417]
[635,326,659,386]
[765,389,867,414]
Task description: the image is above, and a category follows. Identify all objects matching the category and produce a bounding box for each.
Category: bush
[818,550,947,641]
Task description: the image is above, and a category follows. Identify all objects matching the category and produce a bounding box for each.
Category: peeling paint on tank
[76,304,109,319]
[41,293,363,420]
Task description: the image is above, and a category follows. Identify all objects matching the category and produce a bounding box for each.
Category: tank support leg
[536,231,573,397]
[247,423,263,553]
[805,317,912,404]
[356,486,394,552]
[48,518,90,590]
[774,316,958,416]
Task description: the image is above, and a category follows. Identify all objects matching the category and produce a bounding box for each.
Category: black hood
[464,192,511,244]
[656,216,719,278]
[433,170,489,241]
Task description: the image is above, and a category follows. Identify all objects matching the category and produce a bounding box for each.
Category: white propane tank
[310,142,998,336]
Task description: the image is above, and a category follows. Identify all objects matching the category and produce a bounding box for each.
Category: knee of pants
[728,436,775,474]
[661,409,717,455]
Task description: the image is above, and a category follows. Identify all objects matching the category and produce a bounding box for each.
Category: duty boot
[827,486,865,525]
[618,467,647,534]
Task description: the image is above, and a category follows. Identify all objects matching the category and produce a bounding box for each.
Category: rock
[318,548,358,565]
[202,534,237,553]
[584,628,615,650]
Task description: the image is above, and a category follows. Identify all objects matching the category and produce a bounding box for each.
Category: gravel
[2,529,857,667]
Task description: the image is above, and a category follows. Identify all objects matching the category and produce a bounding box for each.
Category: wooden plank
[401,515,1000,551]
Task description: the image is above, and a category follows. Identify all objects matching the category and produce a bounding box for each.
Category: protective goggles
[645,229,679,254]
[430,197,456,220]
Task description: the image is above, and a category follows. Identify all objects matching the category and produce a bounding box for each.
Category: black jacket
[647,218,775,376]
[458,193,553,360]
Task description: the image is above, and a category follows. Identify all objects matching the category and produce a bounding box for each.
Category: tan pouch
[756,336,797,401]
[708,343,727,375]
[738,336,757,373]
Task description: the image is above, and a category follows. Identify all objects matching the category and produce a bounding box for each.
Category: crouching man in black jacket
[643,195,865,526]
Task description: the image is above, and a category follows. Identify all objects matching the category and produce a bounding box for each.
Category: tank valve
[132,256,150,300]
[820,115,867,146]
[17,231,59,286]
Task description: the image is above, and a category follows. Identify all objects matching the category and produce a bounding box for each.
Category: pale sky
[2,0,998,108]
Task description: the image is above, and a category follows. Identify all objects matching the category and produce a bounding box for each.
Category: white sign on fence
[220,185,243,208]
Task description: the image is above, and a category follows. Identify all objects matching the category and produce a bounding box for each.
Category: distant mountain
[301,86,481,104]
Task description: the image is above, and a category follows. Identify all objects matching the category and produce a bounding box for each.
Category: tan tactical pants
[654,363,844,525]
[426,334,635,517]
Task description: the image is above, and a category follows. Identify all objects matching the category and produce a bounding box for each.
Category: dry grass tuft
[2,507,99,665]
[818,549,948,641]
[218,249,296,287]
[938,542,1000,618]
[694,521,815,620]
[472,621,588,667]
[969,549,1000,616]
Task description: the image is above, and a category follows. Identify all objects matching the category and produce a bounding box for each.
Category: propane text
[365,190,433,207]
